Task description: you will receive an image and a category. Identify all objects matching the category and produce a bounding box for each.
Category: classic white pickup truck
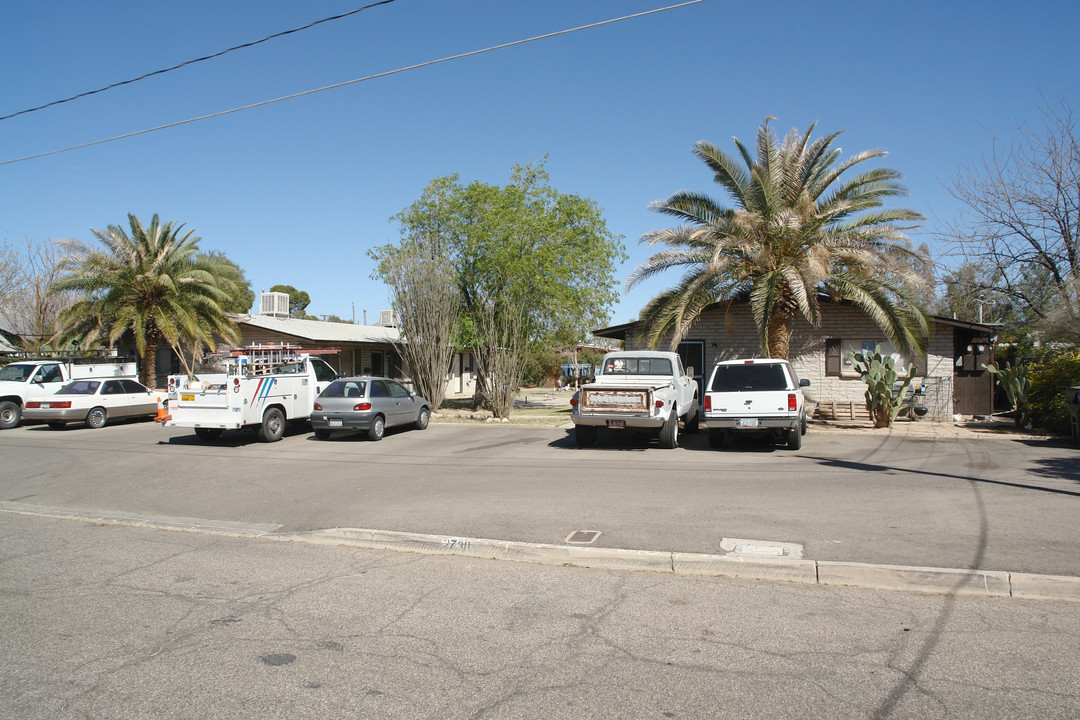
[570,350,699,448]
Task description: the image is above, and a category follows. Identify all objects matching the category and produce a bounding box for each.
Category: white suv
[703,359,810,449]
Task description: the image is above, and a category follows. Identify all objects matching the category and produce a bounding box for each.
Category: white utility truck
[570,350,699,448]
[164,344,339,442]
[0,355,137,429]
[703,358,810,450]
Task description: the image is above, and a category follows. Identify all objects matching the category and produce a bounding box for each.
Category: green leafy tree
[49,213,240,387]
[629,118,931,358]
[376,159,626,417]
[268,284,311,318]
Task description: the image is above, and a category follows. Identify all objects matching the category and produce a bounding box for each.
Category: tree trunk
[766,315,792,359]
[141,335,158,388]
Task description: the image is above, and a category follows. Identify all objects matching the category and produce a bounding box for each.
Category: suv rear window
[710,364,788,392]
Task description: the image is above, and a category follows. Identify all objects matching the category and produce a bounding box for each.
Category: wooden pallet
[812,401,871,421]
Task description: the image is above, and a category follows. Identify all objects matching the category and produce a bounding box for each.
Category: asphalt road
[2,512,1078,720]
[1,419,1078,576]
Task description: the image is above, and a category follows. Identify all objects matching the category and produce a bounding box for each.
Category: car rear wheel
[659,410,679,449]
[48,421,66,430]
[415,406,430,430]
[258,408,285,442]
[575,425,597,447]
[85,407,107,429]
[368,415,385,441]
[787,426,802,450]
[0,400,21,430]
[314,429,332,440]
[194,428,222,441]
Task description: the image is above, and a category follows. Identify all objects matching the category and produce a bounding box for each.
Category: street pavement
[3,418,1080,719]
[2,511,1078,720]
[0,417,1078,597]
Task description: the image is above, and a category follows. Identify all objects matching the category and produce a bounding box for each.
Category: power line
[1,0,709,166]
[0,0,398,122]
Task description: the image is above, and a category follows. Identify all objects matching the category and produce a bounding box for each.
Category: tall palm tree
[50,213,240,387]
[629,119,932,358]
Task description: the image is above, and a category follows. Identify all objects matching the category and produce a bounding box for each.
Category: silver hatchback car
[310,377,431,441]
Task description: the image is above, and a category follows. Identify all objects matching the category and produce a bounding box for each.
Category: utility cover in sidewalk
[720,537,803,559]
[566,530,600,545]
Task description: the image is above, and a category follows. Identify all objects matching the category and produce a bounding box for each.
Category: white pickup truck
[0,356,137,429]
[165,345,339,442]
[570,350,699,448]
[703,358,810,449]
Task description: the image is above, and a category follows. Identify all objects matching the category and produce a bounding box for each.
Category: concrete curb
[276,527,1080,603]
[3,502,1078,602]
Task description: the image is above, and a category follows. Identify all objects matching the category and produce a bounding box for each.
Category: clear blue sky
[3,0,1078,326]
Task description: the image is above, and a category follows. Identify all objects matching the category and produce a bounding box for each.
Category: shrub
[1026,349,1080,434]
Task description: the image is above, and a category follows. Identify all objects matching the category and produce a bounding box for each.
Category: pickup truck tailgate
[580,387,651,414]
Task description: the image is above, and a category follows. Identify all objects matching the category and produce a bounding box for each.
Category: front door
[371,350,385,377]
[677,340,705,406]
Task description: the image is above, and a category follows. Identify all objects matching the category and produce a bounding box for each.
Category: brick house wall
[620,304,960,422]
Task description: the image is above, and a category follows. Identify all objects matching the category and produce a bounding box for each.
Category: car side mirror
[686,366,694,377]
[800,378,810,387]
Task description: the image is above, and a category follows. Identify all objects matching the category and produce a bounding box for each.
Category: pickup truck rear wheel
[258,408,285,442]
[708,429,724,448]
[575,425,597,447]
[194,428,222,441]
[659,410,679,449]
[0,400,21,430]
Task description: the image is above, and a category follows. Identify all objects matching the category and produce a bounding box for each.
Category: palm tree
[629,119,931,359]
[50,213,241,387]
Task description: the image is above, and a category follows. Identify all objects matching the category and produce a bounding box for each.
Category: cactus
[848,351,918,428]
[983,360,1030,426]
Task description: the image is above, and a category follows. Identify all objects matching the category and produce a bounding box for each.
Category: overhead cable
[0,0,398,122]
[1,1,709,166]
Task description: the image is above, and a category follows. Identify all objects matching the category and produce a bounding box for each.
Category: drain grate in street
[566,530,601,545]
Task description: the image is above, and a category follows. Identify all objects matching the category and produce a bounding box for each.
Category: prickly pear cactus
[848,351,918,428]
[983,360,1030,426]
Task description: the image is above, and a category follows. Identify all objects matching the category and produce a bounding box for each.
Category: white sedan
[23,378,160,429]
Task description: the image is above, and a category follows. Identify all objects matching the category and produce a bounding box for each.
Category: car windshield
[602,357,672,375]
[710,364,788,392]
[0,364,34,382]
[320,380,366,398]
[57,380,100,395]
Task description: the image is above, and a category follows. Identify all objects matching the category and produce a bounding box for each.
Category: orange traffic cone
[154,397,171,424]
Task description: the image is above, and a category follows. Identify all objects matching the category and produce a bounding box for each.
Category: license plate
[181,394,194,402]
[736,418,759,428]
[328,419,343,428]
[606,419,626,429]
[40,403,51,408]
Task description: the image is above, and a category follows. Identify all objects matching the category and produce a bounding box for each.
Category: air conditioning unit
[378,310,398,327]
[259,291,290,318]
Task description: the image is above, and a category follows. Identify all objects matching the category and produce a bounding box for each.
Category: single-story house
[133,300,477,398]
[593,300,998,421]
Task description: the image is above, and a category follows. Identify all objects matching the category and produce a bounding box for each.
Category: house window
[825,338,842,377]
